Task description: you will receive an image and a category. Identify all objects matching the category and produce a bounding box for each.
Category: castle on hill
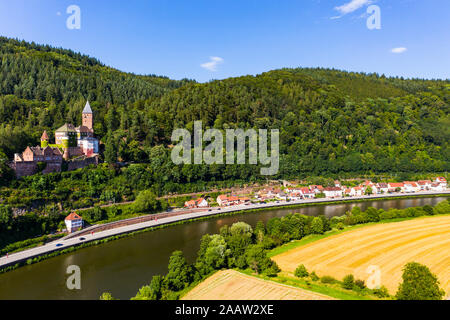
[13,101,99,177]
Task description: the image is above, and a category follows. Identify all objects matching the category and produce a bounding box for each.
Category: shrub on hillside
[396,262,445,300]
[342,274,355,290]
[320,276,337,284]
[294,264,309,278]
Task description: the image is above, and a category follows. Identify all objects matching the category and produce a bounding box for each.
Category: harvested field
[273,216,450,296]
[182,270,334,300]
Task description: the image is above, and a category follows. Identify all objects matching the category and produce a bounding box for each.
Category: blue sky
[0,0,449,82]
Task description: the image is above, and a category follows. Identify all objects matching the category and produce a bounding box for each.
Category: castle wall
[13,161,38,178]
[67,156,99,171]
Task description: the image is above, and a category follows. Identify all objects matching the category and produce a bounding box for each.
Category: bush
[294,264,309,278]
[373,286,390,298]
[354,279,366,289]
[396,262,445,300]
[320,276,336,284]
[310,271,319,281]
[336,222,345,230]
[342,274,355,290]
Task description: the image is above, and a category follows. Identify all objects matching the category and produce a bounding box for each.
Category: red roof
[389,183,404,188]
[65,212,82,221]
[41,130,49,140]
[324,187,342,191]
[300,187,313,194]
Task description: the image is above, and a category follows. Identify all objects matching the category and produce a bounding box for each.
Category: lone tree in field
[396,262,445,300]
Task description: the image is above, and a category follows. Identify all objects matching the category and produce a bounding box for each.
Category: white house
[349,187,363,197]
[434,177,447,188]
[403,182,420,193]
[65,212,83,233]
[185,198,208,208]
[377,183,389,194]
[429,183,445,192]
[417,180,431,190]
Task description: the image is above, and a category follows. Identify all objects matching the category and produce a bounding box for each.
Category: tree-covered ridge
[147,69,450,173]
[0,37,192,105]
[0,36,449,180]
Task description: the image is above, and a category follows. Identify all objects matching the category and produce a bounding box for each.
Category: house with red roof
[184,198,208,208]
[217,195,250,206]
[388,182,404,193]
[65,212,83,233]
[403,182,420,193]
[434,177,447,188]
[417,180,432,190]
[309,185,324,194]
[349,186,364,197]
[323,187,343,198]
[299,187,315,199]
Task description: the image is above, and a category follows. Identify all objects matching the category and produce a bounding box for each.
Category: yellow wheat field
[182,269,335,300]
[273,215,450,296]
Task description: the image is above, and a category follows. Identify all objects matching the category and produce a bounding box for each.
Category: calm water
[0,197,446,300]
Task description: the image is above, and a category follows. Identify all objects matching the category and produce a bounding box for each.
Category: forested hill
[0,37,193,157]
[0,37,449,181]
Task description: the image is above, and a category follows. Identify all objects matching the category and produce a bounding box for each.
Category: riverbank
[0,191,448,273]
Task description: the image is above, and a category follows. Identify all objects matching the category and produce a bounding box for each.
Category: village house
[403,182,420,193]
[309,185,324,194]
[377,183,389,194]
[64,212,83,233]
[217,195,250,207]
[434,177,447,188]
[417,180,432,190]
[299,187,315,199]
[388,182,404,193]
[349,186,364,197]
[288,192,302,201]
[429,182,445,192]
[323,187,343,198]
[184,198,208,208]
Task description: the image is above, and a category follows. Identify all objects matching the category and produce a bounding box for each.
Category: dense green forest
[0,37,449,232]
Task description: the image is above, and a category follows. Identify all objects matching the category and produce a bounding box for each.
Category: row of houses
[255,177,448,201]
[182,177,448,209]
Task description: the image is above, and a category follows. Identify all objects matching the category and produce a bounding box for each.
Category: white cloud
[200,56,224,72]
[334,0,372,16]
[391,47,407,54]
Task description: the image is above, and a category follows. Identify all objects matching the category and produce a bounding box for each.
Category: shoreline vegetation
[0,193,448,275]
[107,198,449,300]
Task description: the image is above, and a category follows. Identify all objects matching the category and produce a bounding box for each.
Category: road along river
[0,195,447,300]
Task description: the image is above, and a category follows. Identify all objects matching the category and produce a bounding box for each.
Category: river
[0,196,446,300]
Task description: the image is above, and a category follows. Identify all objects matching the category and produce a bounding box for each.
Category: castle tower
[82,100,93,131]
[41,130,49,148]
[62,136,70,160]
